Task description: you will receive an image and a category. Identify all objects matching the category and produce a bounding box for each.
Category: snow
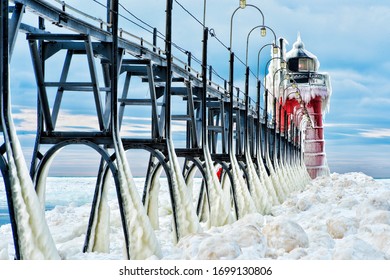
[1,172,389,260]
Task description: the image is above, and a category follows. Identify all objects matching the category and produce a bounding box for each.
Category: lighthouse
[282,35,332,178]
[266,34,332,179]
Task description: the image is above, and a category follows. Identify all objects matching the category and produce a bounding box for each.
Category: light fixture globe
[261,26,266,37]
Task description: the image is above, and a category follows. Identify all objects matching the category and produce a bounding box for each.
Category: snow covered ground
[0,172,389,260]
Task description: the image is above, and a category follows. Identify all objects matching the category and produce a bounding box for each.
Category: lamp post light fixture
[264,56,288,91]
[229,4,265,51]
[256,43,281,83]
[245,25,278,67]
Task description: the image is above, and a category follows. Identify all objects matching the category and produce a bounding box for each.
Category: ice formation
[112,133,162,259]
[202,145,233,227]
[1,89,59,259]
[228,152,257,218]
[145,165,163,230]
[86,172,111,253]
[166,139,202,242]
[244,147,272,214]
[255,155,279,205]
[265,152,287,203]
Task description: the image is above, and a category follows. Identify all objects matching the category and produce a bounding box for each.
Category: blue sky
[8,0,390,178]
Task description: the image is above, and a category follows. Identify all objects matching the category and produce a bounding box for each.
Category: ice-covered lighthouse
[279,35,332,178]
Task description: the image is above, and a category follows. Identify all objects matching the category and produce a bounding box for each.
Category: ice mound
[171,213,267,260]
[333,236,386,260]
[262,218,309,253]
[326,216,358,239]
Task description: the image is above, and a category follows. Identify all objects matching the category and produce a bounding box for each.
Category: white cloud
[324,123,362,128]
[359,128,390,138]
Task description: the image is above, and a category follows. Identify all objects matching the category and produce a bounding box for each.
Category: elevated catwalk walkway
[1,0,312,259]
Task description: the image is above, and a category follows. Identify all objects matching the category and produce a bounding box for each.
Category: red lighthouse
[283,35,332,178]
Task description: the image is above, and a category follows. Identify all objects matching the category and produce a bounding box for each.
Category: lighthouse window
[298,58,315,72]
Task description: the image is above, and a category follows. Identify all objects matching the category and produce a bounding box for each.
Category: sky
[7,0,390,178]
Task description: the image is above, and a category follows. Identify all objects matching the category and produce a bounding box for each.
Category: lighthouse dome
[286,34,320,73]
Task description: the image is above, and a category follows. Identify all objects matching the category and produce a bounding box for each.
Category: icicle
[265,153,286,203]
[287,162,300,191]
[2,88,60,259]
[274,160,291,196]
[166,139,201,242]
[147,166,163,230]
[244,151,272,214]
[89,172,111,253]
[35,151,60,212]
[203,146,233,228]
[229,154,257,218]
[220,171,237,222]
[112,135,162,259]
[194,184,206,223]
[256,156,279,205]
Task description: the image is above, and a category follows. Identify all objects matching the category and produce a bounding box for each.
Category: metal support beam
[165,0,173,138]
[8,2,24,58]
[28,39,54,131]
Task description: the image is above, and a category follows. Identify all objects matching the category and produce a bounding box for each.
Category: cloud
[359,128,390,139]
[324,123,362,128]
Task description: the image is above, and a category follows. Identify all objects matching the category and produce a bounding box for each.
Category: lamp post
[228,1,266,154]
[244,25,278,158]
[165,0,173,139]
[255,43,277,160]
[263,57,286,164]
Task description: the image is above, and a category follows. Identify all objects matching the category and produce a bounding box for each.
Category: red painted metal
[280,96,327,178]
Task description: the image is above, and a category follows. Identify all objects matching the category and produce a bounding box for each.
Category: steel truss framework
[0,0,302,259]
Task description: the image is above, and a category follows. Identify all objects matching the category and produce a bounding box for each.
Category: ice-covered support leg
[181,159,209,223]
[201,146,233,228]
[265,152,288,204]
[113,138,162,259]
[1,108,60,259]
[166,139,202,243]
[255,156,279,206]
[83,160,111,253]
[33,141,119,256]
[229,154,257,219]
[197,181,210,223]
[274,160,293,195]
[216,161,239,221]
[244,152,272,214]
[143,157,163,230]
[1,3,59,255]
[0,154,20,259]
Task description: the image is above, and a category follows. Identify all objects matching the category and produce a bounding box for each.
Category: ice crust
[1,172,388,260]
